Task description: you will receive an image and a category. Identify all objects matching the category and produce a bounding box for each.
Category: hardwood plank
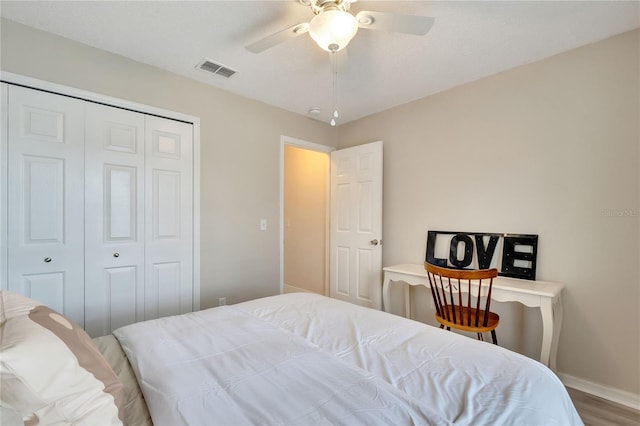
[567,387,640,426]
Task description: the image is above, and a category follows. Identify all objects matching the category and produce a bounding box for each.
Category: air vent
[196,59,236,79]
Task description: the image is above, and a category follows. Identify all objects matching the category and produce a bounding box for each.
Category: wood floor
[567,387,640,426]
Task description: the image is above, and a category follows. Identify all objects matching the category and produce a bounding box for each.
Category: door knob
[370,239,379,246]
[44,257,52,263]
[113,253,120,258]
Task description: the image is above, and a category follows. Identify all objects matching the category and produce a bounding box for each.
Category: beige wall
[338,29,640,396]
[0,18,337,308]
[284,145,328,294]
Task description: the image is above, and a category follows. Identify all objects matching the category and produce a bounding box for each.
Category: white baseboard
[283,284,315,294]
[559,373,640,411]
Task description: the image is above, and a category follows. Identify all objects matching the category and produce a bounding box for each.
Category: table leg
[404,284,411,319]
[382,273,391,313]
[549,295,563,371]
[540,297,554,368]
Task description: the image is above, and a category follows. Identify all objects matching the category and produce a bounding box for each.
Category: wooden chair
[424,262,500,344]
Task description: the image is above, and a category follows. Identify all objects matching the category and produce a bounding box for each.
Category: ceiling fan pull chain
[330,50,339,126]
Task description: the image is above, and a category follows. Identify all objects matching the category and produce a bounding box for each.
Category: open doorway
[280,136,334,295]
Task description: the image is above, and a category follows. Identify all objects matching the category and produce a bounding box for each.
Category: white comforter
[114,293,582,425]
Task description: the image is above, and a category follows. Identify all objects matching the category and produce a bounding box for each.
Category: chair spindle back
[425,263,498,328]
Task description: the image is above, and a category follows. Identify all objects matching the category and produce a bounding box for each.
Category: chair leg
[446,326,451,331]
[491,330,498,345]
[477,332,484,341]
[439,324,445,329]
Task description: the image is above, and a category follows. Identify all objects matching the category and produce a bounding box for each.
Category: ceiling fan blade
[246,22,309,53]
[355,11,434,35]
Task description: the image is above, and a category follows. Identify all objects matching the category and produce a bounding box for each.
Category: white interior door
[144,115,193,320]
[6,86,85,324]
[329,141,383,309]
[84,103,145,336]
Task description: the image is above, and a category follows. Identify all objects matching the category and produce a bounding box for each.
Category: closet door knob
[113,253,120,258]
[44,257,52,263]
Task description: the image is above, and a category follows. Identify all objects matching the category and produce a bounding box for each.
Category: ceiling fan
[246,0,435,54]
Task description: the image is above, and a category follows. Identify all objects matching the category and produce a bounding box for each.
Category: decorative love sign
[425,230,538,280]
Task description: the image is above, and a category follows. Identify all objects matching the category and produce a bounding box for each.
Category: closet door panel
[85,103,145,336]
[150,261,181,319]
[7,86,85,325]
[153,170,180,238]
[145,116,193,320]
[105,165,137,240]
[104,266,138,331]
[20,273,65,313]
[22,156,65,242]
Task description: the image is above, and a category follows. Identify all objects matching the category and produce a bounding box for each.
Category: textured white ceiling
[2,1,639,125]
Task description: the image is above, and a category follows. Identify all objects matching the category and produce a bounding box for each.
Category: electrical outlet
[260,219,267,231]
[219,297,226,306]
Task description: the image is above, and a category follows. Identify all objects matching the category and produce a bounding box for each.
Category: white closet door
[144,116,193,320]
[6,86,85,325]
[84,103,145,336]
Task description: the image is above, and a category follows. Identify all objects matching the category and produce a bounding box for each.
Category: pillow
[0,291,124,425]
[93,335,152,426]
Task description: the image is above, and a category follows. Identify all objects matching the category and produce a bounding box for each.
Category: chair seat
[435,306,500,333]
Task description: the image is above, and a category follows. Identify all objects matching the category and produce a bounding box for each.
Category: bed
[1,291,582,425]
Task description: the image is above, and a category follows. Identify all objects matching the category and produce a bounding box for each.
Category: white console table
[382,264,564,370]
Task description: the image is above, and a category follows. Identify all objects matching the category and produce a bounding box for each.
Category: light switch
[260,219,267,231]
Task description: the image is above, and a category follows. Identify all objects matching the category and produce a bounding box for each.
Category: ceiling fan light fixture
[308,10,358,52]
